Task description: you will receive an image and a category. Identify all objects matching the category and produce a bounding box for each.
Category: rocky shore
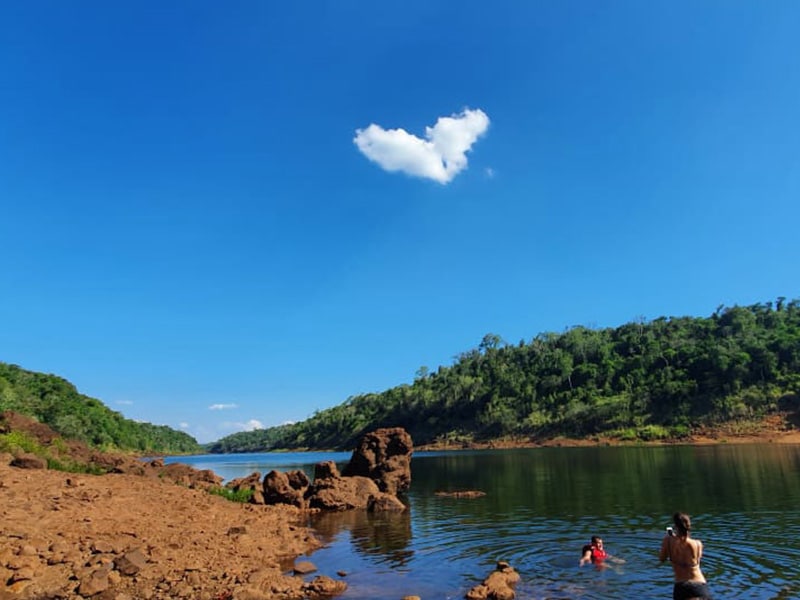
[0,455,346,600]
[0,416,416,600]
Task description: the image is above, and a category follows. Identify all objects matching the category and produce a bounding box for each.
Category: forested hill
[209,299,800,453]
[0,363,201,454]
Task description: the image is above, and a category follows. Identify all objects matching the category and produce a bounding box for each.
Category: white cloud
[209,403,238,411]
[221,419,264,432]
[179,422,189,429]
[354,108,490,184]
[116,400,133,405]
[242,419,263,431]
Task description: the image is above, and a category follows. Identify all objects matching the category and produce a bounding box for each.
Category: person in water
[659,512,713,600]
[579,536,624,567]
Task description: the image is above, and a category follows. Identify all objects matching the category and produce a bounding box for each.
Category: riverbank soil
[0,412,332,600]
[0,461,329,600]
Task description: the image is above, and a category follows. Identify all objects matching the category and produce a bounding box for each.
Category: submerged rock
[465,561,520,600]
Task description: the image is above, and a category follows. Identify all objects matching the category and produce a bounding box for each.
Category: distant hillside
[0,363,201,454]
[209,298,800,452]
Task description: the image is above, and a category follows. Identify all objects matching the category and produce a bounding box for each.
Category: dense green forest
[209,299,800,453]
[0,363,201,454]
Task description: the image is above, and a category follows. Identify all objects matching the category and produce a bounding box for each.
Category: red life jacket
[591,545,607,563]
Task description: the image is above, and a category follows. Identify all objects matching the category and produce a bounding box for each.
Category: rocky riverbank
[0,411,354,600]
[0,456,349,600]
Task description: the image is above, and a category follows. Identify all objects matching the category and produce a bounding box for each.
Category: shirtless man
[659,512,713,600]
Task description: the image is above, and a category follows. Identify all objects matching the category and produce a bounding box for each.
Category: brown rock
[465,561,520,600]
[314,461,341,480]
[225,471,265,504]
[435,490,487,499]
[303,574,348,596]
[368,492,407,512]
[91,540,114,553]
[292,560,317,575]
[263,469,309,507]
[308,469,381,511]
[78,565,112,596]
[342,427,413,494]
[10,452,47,470]
[115,548,148,576]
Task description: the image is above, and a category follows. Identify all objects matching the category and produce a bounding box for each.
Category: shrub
[636,425,671,441]
[208,486,254,503]
[0,430,45,455]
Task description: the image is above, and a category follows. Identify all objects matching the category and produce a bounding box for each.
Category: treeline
[209,298,800,452]
[0,363,201,454]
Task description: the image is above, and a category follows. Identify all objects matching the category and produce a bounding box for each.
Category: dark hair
[591,536,601,545]
[673,512,691,537]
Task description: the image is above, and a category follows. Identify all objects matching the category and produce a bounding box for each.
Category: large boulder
[263,469,310,508]
[341,427,413,495]
[307,461,381,511]
[304,460,405,512]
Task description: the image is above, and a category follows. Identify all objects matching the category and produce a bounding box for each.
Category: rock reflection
[310,505,414,568]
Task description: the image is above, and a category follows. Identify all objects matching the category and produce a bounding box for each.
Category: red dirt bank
[0,412,340,600]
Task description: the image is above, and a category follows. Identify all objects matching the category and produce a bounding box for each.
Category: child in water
[579,536,625,567]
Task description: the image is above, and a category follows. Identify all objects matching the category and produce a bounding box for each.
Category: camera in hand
[666,526,675,536]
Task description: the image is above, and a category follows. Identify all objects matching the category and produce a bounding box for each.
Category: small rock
[78,567,111,596]
[115,548,148,576]
[10,452,47,469]
[92,540,115,553]
[303,575,347,596]
[293,560,317,575]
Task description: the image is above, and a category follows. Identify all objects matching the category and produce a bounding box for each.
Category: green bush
[208,486,255,503]
[0,430,45,455]
[47,457,107,475]
[636,424,671,441]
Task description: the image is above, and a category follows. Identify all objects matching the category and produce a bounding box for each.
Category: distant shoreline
[415,430,800,451]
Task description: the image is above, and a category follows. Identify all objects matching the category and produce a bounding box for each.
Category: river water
[167,444,800,599]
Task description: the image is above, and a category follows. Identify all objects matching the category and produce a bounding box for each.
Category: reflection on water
[168,445,800,599]
[310,509,414,569]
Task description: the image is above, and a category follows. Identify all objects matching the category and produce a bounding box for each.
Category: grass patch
[608,424,689,442]
[1,430,106,474]
[208,486,254,503]
[47,457,107,475]
[0,430,47,455]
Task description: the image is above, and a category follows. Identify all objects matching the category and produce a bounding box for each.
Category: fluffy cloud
[354,108,490,184]
[242,419,263,431]
[209,403,238,410]
[222,419,264,432]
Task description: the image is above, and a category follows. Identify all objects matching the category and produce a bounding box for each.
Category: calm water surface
[168,445,800,599]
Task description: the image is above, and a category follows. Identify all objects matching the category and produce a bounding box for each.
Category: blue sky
[2,2,798,444]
